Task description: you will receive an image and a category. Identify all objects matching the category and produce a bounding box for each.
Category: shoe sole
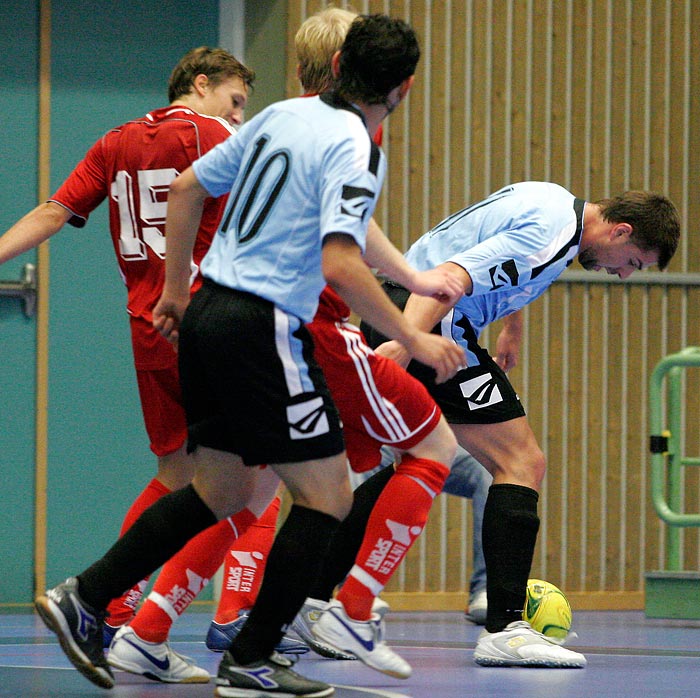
[35,595,115,689]
[214,682,335,697]
[474,654,587,668]
[291,623,356,661]
[207,642,310,657]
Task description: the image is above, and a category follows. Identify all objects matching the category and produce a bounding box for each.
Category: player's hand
[153,291,190,347]
[405,266,465,304]
[404,332,467,384]
[494,318,522,372]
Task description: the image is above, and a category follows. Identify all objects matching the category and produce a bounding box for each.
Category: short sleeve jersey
[193,93,385,323]
[405,181,585,337]
[49,106,234,367]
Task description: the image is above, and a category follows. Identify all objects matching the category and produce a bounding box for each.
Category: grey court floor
[1,606,699,697]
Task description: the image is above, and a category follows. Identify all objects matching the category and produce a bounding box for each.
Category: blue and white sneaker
[291,598,356,660]
[215,650,333,697]
[35,577,114,689]
[107,625,210,683]
[312,600,411,679]
[206,609,309,655]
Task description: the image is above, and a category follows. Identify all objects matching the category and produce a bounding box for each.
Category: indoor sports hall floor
[1,605,698,697]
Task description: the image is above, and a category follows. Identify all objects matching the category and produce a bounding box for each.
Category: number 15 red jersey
[49,106,233,368]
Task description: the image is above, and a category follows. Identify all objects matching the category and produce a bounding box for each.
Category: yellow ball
[522,578,572,641]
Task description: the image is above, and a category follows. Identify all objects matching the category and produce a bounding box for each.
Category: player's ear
[192,73,209,97]
[331,51,341,79]
[398,75,414,100]
[612,222,632,240]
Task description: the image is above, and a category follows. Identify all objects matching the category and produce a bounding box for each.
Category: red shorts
[135,364,187,457]
[309,316,442,473]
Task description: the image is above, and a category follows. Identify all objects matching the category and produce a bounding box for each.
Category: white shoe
[291,598,357,660]
[465,589,487,625]
[473,620,587,668]
[107,625,211,683]
[312,600,411,679]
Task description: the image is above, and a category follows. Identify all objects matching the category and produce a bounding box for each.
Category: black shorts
[360,282,526,425]
[178,280,345,465]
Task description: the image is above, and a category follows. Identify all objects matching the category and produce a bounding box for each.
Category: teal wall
[1,0,219,604]
[1,0,288,606]
[0,1,40,604]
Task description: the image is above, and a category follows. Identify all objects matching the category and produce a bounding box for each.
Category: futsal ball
[522,578,572,641]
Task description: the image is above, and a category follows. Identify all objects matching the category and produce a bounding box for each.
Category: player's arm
[495,310,523,372]
[152,166,209,344]
[323,234,465,383]
[363,219,463,304]
[0,202,72,265]
[374,261,471,368]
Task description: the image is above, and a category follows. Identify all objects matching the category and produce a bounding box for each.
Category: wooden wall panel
[285,0,700,609]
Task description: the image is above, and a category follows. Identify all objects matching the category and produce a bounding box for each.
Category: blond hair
[295,7,357,93]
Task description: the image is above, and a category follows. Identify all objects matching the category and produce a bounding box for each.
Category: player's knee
[396,454,451,497]
[412,418,457,468]
[493,446,546,490]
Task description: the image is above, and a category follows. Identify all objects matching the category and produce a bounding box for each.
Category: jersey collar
[320,91,367,128]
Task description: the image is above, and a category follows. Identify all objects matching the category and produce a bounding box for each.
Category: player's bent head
[595,191,681,270]
[337,14,420,105]
[168,46,256,103]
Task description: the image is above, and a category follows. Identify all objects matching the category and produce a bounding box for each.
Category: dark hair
[168,46,255,103]
[337,14,420,105]
[595,191,680,270]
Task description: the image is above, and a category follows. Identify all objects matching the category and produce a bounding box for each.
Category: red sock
[129,506,261,643]
[337,456,449,620]
[105,478,171,626]
[213,496,281,624]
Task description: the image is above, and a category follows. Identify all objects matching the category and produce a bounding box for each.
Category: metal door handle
[0,263,37,317]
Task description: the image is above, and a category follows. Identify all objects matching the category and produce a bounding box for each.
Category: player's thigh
[451,417,545,489]
[136,365,188,459]
[272,453,352,520]
[316,319,446,470]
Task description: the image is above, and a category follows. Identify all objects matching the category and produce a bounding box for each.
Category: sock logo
[459,373,503,410]
[287,397,329,440]
[364,519,422,575]
[226,550,264,592]
[123,579,148,611]
[165,569,209,614]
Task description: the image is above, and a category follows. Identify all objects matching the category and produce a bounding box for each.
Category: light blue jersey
[406,182,585,346]
[192,94,385,323]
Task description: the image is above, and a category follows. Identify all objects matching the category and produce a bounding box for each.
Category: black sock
[230,504,341,665]
[309,465,394,600]
[77,484,217,610]
[482,483,539,633]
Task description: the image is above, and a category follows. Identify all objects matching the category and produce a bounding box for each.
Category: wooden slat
[282,0,700,608]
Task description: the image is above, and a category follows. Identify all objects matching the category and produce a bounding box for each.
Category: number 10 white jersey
[193,93,386,324]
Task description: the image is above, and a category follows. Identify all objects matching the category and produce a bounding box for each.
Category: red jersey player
[0,47,293,682]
